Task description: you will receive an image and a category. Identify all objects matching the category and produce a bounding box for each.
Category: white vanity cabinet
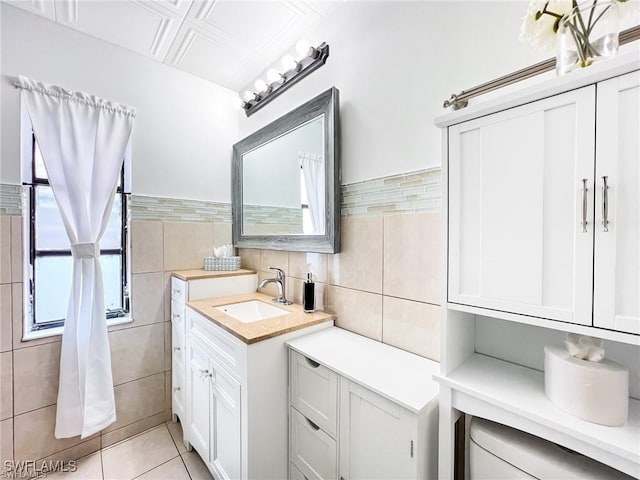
[187,331,242,480]
[287,327,440,480]
[170,270,258,425]
[436,53,640,480]
[184,305,334,480]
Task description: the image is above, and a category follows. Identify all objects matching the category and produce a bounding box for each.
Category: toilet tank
[469,417,634,480]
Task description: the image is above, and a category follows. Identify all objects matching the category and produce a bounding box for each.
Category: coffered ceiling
[6,0,341,91]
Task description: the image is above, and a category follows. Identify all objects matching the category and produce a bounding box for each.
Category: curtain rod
[443,25,640,111]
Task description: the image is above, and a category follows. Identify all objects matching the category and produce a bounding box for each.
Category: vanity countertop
[188,292,335,344]
[171,268,257,281]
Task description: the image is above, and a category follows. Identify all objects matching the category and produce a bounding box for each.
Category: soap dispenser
[303,272,315,313]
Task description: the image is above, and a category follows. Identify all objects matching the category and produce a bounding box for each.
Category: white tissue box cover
[544,346,628,426]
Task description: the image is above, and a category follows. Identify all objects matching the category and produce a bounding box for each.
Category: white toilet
[469,417,634,479]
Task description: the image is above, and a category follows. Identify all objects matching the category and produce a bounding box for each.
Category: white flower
[520,0,574,53]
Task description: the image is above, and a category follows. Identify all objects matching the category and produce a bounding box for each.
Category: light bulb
[281,54,297,71]
[242,90,255,102]
[233,96,244,109]
[267,69,282,83]
[254,79,268,93]
[296,39,311,57]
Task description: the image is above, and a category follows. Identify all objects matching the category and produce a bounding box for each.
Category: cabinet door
[338,379,416,480]
[448,87,595,324]
[594,71,640,334]
[187,340,211,460]
[211,362,242,480]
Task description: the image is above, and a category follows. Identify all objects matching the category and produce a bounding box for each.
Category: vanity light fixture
[240,41,329,117]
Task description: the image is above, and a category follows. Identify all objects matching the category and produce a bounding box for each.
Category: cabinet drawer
[172,369,185,415]
[172,330,185,367]
[189,309,245,380]
[290,351,338,438]
[290,407,337,480]
[171,300,186,333]
[171,277,186,304]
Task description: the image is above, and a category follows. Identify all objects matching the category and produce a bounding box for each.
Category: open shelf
[447,302,640,346]
[435,354,640,478]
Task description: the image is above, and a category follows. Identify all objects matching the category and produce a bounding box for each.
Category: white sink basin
[215,300,291,323]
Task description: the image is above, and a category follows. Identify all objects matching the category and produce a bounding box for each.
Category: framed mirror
[232,87,340,253]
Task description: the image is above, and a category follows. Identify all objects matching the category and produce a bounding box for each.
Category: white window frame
[20,101,132,340]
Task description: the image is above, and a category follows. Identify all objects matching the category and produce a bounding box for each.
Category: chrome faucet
[259,267,292,305]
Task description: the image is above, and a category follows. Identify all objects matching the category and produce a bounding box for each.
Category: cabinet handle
[602,176,609,232]
[581,178,588,233]
[305,417,320,431]
[173,347,181,352]
[172,313,181,321]
[199,369,210,378]
[173,387,180,392]
[173,288,181,295]
[304,357,321,369]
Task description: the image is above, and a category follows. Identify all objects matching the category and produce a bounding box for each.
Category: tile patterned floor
[46,421,214,480]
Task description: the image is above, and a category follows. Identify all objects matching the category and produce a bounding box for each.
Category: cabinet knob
[173,347,181,352]
[172,313,181,321]
[173,387,180,392]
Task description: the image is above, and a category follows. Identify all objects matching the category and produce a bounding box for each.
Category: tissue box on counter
[544,346,629,426]
[203,256,241,271]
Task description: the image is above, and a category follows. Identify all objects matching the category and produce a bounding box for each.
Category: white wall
[237,1,547,185]
[0,4,239,202]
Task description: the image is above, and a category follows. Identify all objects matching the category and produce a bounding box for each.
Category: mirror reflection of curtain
[299,152,324,235]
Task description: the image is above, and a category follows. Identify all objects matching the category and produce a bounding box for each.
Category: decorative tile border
[2,168,442,221]
[243,204,303,225]
[341,168,441,217]
[130,195,231,223]
[0,184,23,216]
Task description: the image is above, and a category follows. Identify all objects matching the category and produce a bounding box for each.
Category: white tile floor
[46,422,214,480]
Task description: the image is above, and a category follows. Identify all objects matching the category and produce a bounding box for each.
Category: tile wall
[242,211,442,360]
[242,168,443,360]
[0,167,442,468]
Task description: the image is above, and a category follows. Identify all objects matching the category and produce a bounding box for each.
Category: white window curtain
[16,76,135,439]
[299,152,324,235]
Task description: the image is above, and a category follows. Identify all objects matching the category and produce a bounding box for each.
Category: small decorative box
[203,256,241,271]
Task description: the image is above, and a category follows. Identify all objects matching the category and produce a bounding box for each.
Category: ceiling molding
[6,0,343,91]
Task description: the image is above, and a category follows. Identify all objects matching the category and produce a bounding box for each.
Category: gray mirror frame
[232,87,340,253]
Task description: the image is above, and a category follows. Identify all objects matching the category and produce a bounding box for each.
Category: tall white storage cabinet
[170,270,258,426]
[435,52,640,480]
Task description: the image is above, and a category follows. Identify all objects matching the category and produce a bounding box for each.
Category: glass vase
[556,1,620,76]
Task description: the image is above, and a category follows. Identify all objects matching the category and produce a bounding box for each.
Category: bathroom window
[23,133,131,338]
